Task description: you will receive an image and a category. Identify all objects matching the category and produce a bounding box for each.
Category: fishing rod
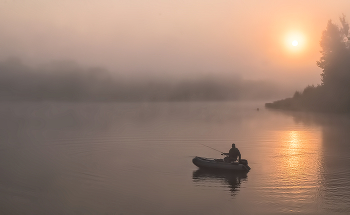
[200,143,225,154]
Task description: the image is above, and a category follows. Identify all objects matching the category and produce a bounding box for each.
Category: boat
[192,156,251,171]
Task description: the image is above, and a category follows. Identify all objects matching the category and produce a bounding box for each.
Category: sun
[283,31,306,54]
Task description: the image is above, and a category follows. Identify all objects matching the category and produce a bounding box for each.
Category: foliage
[317,15,350,89]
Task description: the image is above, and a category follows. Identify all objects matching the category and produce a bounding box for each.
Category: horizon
[1,1,350,99]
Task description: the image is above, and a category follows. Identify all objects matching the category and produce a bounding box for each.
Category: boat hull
[192,156,251,171]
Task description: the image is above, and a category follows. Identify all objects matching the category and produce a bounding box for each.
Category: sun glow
[283,31,306,53]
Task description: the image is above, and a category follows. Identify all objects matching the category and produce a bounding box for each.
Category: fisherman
[222,143,241,163]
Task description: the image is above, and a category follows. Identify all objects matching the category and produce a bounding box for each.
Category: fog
[1,1,350,101]
[0,58,289,101]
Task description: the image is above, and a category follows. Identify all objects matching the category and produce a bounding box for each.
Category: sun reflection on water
[286,131,303,172]
[279,130,321,186]
[260,128,323,212]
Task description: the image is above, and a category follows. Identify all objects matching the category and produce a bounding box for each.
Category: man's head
[232,143,235,148]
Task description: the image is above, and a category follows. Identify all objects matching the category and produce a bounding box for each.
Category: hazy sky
[1,0,350,88]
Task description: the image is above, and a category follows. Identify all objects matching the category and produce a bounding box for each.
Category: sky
[1,0,350,90]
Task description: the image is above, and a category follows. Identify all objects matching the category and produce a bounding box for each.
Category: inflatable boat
[192,156,251,171]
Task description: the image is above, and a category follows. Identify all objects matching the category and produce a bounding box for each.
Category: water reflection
[286,131,302,170]
[257,127,323,212]
[290,112,350,213]
[279,130,321,185]
[269,110,350,213]
[192,169,248,196]
[2,101,350,214]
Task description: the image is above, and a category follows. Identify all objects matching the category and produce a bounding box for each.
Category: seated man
[222,143,241,163]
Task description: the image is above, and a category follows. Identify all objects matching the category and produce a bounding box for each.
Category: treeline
[266,15,350,112]
[0,58,284,102]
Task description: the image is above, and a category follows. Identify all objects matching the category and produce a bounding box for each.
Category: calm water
[0,101,350,215]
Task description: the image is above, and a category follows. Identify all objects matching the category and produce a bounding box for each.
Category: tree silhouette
[317,15,350,89]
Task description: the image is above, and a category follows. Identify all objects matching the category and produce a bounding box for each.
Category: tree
[317,15,350,89]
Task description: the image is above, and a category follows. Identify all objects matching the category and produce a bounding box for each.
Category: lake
[0,101,349,215]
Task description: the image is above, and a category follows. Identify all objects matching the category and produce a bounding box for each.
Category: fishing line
[199,143,224,154]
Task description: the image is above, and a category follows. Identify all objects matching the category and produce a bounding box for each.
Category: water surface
[0,102,349,214]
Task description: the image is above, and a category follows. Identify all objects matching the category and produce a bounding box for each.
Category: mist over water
[2,1,350,214]
[0,58,291,102]
[2,0,340,90]
[0,101,349,214]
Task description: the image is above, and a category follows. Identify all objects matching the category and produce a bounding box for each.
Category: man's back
[229,147,241,161]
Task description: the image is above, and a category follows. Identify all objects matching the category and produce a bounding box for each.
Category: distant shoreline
[265,87,350,113]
